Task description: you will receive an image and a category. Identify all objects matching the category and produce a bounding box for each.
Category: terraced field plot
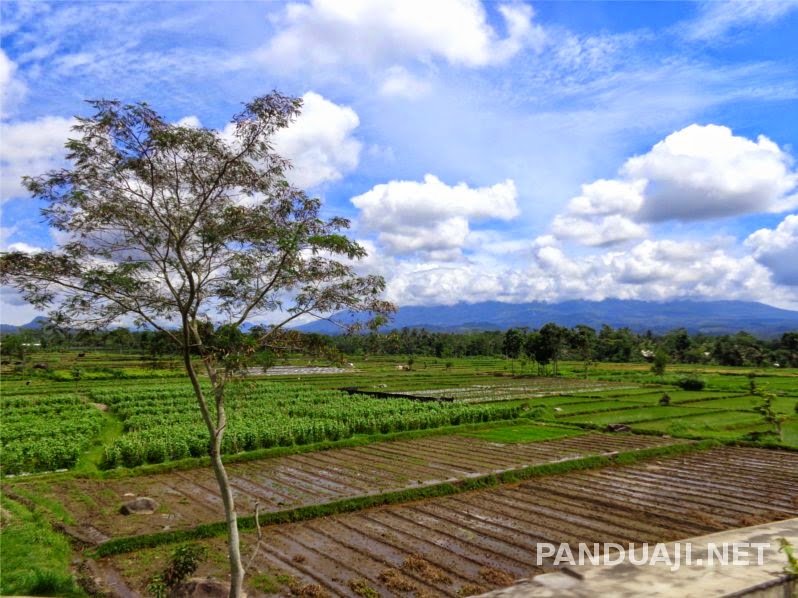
[104,446,798,597]
[10,431,682,541]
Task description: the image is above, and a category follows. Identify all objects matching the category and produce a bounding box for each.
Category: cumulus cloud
[263,0,544,71]
[550,124,798,246]
[0,116,75,202]
[551,214,647,247]
[625,124,798,221]
[352,174,518,257]
[365,236,793,309]
[683,0,798,42]
[746,215,798,285]
[220,91,361,189]
[272,92,361,189]
[566,179,646,216]
[550,178,648,246]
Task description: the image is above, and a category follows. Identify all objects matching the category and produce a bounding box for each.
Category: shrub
[676,376,705,391]
[148,543,207,596]
[651,350,668,376]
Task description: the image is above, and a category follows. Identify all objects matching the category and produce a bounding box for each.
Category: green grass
[552,400,643,415]
[683,395,797,413]
[782,419,798,448]
[632,410,765,435]
[73,410,125,474]
[560,406,725,425]
[0,495,84,597]
[462,423,584,443]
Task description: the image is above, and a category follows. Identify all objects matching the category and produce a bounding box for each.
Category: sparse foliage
[0,93,392,596]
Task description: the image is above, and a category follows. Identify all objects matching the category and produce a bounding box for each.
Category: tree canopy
[0,92,392,596]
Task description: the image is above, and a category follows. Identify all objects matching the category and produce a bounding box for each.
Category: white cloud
[272,91,362,189]
[625,124,798,221]
[175,115,201,128]
[5,241,43,254]
[549,179,648,246]
[0,116,75,202]
[352,174,518,257]
[683,0,798,42]
[746,215,798,285]
[566,179,646,216]
[549,124,798,246]
[364,236,794,309]
[263,0,544,71]
[551,213,647,247]
[379,66,431,99]
[0,49,27,117]
[219,91,361,190]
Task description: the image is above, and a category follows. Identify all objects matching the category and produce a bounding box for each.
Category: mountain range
[295,299,798,337]
[3,300,797,338]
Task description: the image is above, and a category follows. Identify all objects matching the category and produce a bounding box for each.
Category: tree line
[4,324,797,370]
[328,325,798,369]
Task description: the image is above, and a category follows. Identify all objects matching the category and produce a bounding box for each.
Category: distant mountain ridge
[0,316,48,334]
[295,299,798,337]
[4,300,797,337]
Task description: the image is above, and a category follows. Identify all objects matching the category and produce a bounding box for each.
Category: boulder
[119,496,158,515]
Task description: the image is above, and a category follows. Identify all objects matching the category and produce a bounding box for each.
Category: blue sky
[1,0,798,324]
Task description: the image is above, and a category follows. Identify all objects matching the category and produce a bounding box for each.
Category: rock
[173,578,245,598]
[33,362,49,369]
[119,497,158,515]
[606,424,631,433]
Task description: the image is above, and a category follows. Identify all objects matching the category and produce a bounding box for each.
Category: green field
[2,352,796,476]
[1,350,797,595]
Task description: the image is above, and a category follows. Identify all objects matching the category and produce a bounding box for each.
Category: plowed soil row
[220,447,797,597]
[15,432,681,540]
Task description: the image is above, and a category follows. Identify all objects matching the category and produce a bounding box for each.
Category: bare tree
[0,93,392,596]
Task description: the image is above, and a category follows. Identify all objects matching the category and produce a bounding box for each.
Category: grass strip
[0,494,85,597]
[91,439,717,557]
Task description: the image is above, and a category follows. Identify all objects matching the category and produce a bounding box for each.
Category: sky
[1,0,798,325]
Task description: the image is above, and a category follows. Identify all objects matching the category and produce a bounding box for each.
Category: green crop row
[94,382,525,468]
[1,395,104,475]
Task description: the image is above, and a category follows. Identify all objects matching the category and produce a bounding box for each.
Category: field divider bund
[89,438,718,557]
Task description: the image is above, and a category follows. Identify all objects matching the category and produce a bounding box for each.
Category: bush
[676,376,705,391]
[148,543,207,596]
[651,350,668,376]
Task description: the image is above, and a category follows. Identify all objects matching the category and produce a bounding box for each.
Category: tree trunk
[210,431,245,596]
[182,350,245,597]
